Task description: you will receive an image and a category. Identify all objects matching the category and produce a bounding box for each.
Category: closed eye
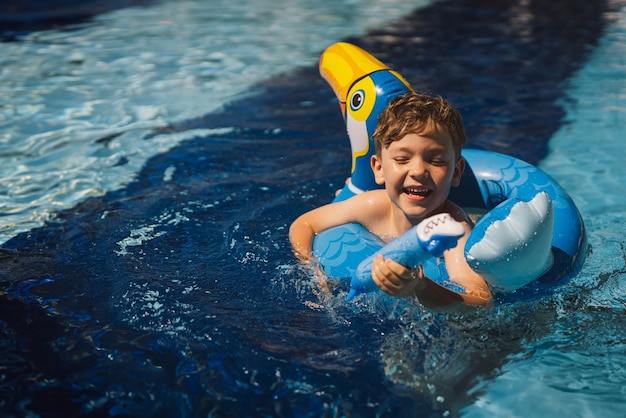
[429,158,448,166]
[425,151,451,166]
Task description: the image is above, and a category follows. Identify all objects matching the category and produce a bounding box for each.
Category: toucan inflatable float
[311,42,587,300]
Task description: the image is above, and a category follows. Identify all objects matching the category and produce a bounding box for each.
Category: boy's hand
[371,255,426,297]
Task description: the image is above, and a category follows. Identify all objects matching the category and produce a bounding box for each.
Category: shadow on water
[0,0,618,416]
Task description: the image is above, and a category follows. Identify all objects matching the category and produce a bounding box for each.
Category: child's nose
[409,160,428,178]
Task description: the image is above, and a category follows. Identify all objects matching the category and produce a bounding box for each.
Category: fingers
[371,255,417,296]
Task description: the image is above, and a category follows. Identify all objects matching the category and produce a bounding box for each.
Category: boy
[289,93,492,307]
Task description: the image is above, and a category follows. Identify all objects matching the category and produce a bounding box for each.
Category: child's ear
[371,155,385,185]
[451,157,465,187]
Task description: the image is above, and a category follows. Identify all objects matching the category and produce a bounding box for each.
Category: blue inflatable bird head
[319,42,412,200]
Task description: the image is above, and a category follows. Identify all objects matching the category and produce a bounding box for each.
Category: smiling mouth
[403,186,432,197]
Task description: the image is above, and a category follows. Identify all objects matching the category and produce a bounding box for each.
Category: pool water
[0,0,624,417]
[464,6,626,414]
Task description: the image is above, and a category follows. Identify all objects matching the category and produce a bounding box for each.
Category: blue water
[0,0,625,417]
[464,8,626,414]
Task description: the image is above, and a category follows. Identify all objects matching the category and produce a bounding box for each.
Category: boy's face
[371,128,464,222]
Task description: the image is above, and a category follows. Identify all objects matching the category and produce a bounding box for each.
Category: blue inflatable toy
[347,212,465,300]
[312,42,587,300]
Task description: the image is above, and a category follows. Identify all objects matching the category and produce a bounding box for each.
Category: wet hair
[373,92,466,160]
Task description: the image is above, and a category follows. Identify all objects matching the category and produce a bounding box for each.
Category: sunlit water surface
[0,0,425,243]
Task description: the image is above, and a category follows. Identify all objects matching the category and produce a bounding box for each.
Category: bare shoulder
[352,190,393,216]
[313,190,390,232]
[352,189,389,205]
[296,190,388,230]
[442,200,472,226]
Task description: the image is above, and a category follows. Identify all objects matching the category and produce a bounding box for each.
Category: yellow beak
[319,42,391,106]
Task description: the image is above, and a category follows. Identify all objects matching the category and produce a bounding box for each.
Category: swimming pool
[0,0,624,416]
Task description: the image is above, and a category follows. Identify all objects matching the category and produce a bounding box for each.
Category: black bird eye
[350,90,364,111]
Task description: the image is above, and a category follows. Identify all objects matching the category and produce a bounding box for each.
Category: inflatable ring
[311,42,587,299]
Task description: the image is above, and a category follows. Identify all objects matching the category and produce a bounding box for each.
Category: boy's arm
[441,217,493,305]
[289,191,385,261]
[289,212,320,261]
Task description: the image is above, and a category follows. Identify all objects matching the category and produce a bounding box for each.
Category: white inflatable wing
[465,192,554,292]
